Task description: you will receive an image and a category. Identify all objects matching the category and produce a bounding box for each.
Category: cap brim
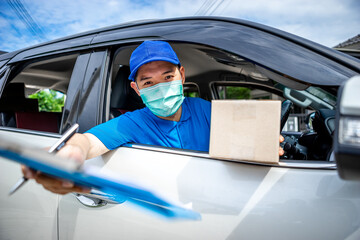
[128,57,180,81]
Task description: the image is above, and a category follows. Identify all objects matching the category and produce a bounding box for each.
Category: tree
[225,86,251,99]
[29,89,64,112]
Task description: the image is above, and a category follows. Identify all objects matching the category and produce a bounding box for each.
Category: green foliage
[28,89,65,112]
[225,86,251,99]
[184,91,199,98]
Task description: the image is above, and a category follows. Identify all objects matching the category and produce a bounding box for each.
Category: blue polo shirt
[86,97,211,152]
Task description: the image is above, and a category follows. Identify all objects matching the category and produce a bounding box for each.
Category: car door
[58,145,360,240]
[0,51,92,240]
[57,47,360,240]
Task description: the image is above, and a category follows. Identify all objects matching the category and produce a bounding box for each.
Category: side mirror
[335,75,360,180]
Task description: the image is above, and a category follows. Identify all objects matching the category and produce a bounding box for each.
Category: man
[23,40,212,194]
[87,41,211,152]
[23,41,285,194]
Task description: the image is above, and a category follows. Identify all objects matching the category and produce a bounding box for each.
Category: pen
[8,124,80,196]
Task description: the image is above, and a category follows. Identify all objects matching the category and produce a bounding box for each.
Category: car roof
[1,16,359,87]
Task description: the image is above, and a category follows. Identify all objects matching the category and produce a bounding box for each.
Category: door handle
[73,193,108,207]
[73,189,126,207]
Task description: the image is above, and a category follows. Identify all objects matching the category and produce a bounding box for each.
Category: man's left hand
[279,135,284,156]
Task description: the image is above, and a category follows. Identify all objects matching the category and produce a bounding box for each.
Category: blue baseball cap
[128,41,181,81]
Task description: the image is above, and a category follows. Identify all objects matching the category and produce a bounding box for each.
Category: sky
[0,0,359,52]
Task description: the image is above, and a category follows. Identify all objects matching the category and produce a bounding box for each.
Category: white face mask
[139,80,185,117]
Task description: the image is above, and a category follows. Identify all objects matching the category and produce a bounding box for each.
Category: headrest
[313,109,336,137]
[110,66,145,111]
[0,82,38,112]
[281,100,293,130]
[2,83,26,98]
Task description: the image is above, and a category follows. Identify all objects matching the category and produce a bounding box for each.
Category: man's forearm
[65,133,91,159]
[82,133,109,159]
[59,133,108,161]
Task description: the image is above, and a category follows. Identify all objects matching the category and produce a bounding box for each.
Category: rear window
[0,54,78,133]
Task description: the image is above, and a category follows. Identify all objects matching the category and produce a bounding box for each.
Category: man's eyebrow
[138,68,175,81]
[139,76,152,81]
[162,69,175,75]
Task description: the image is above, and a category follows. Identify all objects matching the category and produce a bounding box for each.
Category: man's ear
[179,66,185,84]
[130,81,140,96]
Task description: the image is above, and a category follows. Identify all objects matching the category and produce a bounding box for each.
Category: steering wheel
[281,100,293,130]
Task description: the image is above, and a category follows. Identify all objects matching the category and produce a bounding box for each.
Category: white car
[0,17,360,239]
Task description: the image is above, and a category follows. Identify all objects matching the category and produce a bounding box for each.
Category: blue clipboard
[0,137,200,220]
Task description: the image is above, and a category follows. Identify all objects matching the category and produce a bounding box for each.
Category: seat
[110,66,145,118]
[15,112,61,133]
[0,83,38,127]
[0,82,60,132]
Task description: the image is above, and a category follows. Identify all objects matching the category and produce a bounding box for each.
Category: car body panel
[58,146,360,240]
[0,130,59,240]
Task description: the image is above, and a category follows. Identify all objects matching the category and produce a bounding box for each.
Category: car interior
[110,42,337,161]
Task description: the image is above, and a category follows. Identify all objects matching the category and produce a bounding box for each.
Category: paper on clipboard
[0,136,200,220]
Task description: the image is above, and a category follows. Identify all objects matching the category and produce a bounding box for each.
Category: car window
[214,84,309,132]
[184,83,200,98]
[0,54,78,133]
[28,89,65,112]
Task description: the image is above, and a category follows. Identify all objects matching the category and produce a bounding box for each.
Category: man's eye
[144,81,151,86]
[165,75,173,80]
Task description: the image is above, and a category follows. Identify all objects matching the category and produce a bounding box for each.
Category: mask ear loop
[135,81,140,91]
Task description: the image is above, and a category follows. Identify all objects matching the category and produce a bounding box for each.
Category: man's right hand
[22,165,91,195]
[21,137,91,195]
[21,133,109,195]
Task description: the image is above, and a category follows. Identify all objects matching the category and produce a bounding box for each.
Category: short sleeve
[86,113,140,150]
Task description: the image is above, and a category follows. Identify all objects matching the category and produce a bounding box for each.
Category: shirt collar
[144,97,191,133]
[179,97,190,122]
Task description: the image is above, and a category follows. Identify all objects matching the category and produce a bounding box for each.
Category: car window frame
[103,48,336,169]
[101,38,342,170]
[125,143,336,170]
[0,52,90,136]
[120,81,336,168]
[183,82,201,98]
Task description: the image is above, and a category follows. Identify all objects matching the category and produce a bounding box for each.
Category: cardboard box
[209,100,281,163]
